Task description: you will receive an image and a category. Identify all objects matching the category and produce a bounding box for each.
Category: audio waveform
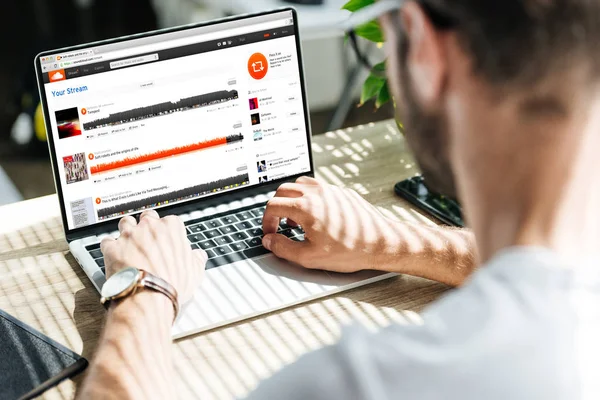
[83,90,239,131]
[90,133,243,175]
[97,173,249,219]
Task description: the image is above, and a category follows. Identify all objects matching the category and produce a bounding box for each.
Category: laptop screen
[38,10,311,231]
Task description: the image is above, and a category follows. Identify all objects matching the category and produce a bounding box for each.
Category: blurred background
[0,0,392,205]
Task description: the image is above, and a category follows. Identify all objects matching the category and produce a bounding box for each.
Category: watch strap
[139,270,180,323]
[101,268,180,324]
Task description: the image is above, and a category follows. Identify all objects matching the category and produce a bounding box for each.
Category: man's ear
[401,2,447,107]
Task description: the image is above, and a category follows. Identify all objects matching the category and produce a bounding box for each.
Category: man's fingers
[274,183,305,199]
[193,249,208,265]
[263,197,308,234]
[139,209,160,223]
[296,176,319,185]
[118,216,137,235]
[262,234,310,266]
[100,236,116,257]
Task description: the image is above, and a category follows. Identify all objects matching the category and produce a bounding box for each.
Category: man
[78,0,600,398]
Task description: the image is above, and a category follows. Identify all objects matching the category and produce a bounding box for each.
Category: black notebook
[0,309,88,400]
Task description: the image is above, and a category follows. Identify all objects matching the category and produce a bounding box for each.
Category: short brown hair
[420,0,600,87]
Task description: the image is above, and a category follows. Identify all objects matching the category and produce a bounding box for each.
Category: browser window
[41,11,311,230]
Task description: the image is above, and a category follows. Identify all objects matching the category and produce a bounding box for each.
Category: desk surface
[0,120,450,400]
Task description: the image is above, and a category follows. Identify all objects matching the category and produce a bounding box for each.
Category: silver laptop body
[35,8,394,338]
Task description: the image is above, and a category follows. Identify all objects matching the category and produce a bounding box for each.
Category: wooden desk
[0,120,451,400]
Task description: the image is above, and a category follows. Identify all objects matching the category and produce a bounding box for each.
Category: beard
[394,36,458,199]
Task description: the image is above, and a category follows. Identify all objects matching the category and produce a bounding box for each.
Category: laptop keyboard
[85,204,305,275]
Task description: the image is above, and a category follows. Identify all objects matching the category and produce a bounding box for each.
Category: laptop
[35,8,394,339]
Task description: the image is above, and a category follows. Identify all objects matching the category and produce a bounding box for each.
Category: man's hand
[79,210,206,400]
[100,209,206,304]
[262,177,476,286]
[262,176,390,273]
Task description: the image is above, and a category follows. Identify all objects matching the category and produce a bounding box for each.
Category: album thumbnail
[251,113,261,126]
[257,160,267,173]
[63,152,89,184]
[55,107,82,139]
[249,97,259,110]
[259,176,268,183]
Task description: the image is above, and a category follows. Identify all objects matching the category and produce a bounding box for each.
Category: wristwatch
[100,266,180,323]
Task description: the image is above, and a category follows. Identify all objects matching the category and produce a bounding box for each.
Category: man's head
[379,0,600,199]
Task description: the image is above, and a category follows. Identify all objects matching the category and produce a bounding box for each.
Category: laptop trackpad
[252,253,332,285]
[253,255,389,287]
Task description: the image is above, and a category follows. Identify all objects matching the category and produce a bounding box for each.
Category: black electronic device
[394,176,464,227]
[0,309,88,400]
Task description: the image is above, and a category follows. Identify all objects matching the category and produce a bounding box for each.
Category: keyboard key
[205,245,270,269]
[89,249,103,259]
[230,241,249,252]
[215,246,233,256]
[100,267,106,275]
[219,225,237,235]
[231,232,248,241]
[204,229,221,239]
[215,236,233,246]
[220,215,239,225]
[279,220,292,230]
[198,240,217,250]
[235,221,253,230]
[188,224,206,233]
[95,258,105,267]
[246,237,262,248]
[86,243,101,251]
[250,207,266,217]
[280,229,295,238]
[206,249,216,259]
[236,211,253,221]
[252,217,262,226]
[191,243,200,250]
[248,228,264,237]
[206,220,222,229]
[292,227,305,236]
[291,236,304,242]
[187,233,206,243]
[243,246,270,258]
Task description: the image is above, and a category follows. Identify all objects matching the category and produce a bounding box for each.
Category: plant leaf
[360,74,386,105]
[342,0,375,12]
[372,60,386,73]
[375,81,391,109]
[354,21,384,43]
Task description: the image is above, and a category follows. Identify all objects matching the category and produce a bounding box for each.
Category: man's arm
[78,292,174,399]
[77,210,206,400]
[262,176,476,286]
[374,221,475,286]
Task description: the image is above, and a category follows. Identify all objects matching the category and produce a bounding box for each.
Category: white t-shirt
[246,247,600,399]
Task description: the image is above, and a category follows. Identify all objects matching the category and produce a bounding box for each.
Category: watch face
[101,267,139,299]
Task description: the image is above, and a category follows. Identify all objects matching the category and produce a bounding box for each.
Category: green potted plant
[342,0,391,110]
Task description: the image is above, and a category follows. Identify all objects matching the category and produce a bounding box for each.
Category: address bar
[99,19,288,62]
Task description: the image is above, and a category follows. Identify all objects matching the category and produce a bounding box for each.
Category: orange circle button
[81,108,87,115]
[95,198,102,205]
[248,53,268,80]
[88,153,94,160]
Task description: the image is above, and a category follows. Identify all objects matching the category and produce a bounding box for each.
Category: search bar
[110,54,159,69]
